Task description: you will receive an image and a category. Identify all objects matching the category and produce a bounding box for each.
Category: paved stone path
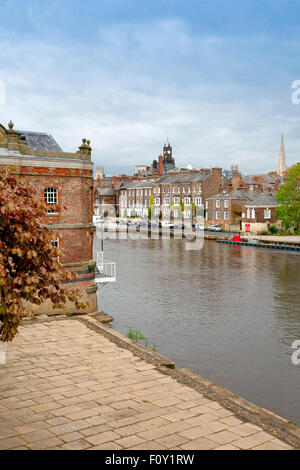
[0,319,294,450]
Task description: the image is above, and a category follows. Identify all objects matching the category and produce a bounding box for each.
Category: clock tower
[163,139,175,173]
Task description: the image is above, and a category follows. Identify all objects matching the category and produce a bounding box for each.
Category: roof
[245,193,277,208]
[207,189,249,201]
[96,188,115,196]
[17,130,63,152]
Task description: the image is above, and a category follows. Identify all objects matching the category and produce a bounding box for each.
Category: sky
[0,0,299,175]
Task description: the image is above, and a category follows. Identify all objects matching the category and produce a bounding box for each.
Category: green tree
[275,164,300,232]
[0,168,89,342]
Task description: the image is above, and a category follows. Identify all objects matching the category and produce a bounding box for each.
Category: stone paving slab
[0,319,296,450]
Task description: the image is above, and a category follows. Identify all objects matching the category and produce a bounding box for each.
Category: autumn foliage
[0,168,89,342]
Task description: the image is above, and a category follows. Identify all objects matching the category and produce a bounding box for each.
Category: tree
[275,164,300,232]
[0,168,89,343]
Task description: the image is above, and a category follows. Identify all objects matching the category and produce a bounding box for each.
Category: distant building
[242,193,278,234]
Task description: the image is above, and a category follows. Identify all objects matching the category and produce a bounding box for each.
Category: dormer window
[44,187,58,213]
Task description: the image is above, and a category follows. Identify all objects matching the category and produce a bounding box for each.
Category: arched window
[44,187,58,213]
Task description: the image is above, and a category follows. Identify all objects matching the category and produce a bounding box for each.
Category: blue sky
[0,0,299,174]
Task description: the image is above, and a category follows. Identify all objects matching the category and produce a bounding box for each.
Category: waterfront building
[242,193,278,234]
[206,189,251,231]
[0,121,98,314]
[118,166,226,220]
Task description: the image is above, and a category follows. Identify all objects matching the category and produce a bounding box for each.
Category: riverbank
[0,314,298,450]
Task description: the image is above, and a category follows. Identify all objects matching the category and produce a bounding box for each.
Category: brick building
[0,121,97,315]
[242,193,278,234]
[206,189,251,231]
[119,166,227,220]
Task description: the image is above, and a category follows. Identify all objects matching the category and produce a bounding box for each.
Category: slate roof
[245,193,277,207]
[17,130,63,152]
[96,188,115,196]
[207,189,249,200]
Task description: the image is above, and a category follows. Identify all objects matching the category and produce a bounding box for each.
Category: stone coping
[20,314,300,449]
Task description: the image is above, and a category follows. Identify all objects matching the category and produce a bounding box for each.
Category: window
[164,197,170,206]
[216,200,220,208]
[249,185,254,191]
[205,201,208,209]
[167,187,171,193]
[195,197,202,206]
[224,200,229,208]
[251,209,255,219]
[44,187,58,213]
[51,239,59,248]
[174,197,180,206]
[188,186,191,193]
[164,208,170,216]
[184,197,191,206]
[247,208,250,219]
[173,209,178,218]
[264,209,271,219]
[184,209,191,218]
[224,211,229,220]
[216,211,220,220]
[155,197,160,206]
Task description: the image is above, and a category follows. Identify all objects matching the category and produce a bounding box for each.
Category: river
[95,236,300,423]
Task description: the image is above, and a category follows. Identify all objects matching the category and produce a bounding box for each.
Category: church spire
[277,134,287,176]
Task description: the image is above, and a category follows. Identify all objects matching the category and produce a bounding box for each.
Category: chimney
[226,184,232,194]
[211,166,222,178]
[159,155,164,175]
[231,171,242,190]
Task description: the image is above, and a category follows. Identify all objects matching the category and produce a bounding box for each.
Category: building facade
[0,121,97,315]
[242,193,278,234]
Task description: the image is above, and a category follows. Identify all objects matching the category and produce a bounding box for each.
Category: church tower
[277,135,287,176]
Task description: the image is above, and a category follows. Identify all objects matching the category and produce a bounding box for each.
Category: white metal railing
[97,251,104,270]
[101,261,116,279]
[96,251,116,282]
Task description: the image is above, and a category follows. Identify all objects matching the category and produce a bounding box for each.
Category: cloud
[0,15,299,176]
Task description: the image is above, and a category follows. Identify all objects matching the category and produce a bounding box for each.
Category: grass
[127,327,157,352]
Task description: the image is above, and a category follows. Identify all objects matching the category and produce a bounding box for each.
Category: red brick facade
[0,122,97,314]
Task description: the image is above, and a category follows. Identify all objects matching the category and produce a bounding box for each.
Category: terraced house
[119,166,227,220]
[0,121,97,315]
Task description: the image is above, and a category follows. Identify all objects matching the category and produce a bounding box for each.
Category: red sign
[245,224,250,233]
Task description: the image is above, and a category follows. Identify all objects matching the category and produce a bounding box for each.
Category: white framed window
[174,197,180,206]
[184,209,191,218]
[155,197,160,206]
[216,200,220,208]
[224,211,229,220]
[251,209,255,219]
[264,209,271,219]
[188,186,191,193]
[224,200,229,208]
[216,211,220,220]
[155,208,160,215]
[164,208,170,216]
[249,185,254,191]
[44,187,58,213]
[167,187,171,193]
[195,197,202,206]
[247,208,250,218]
[164,197,170,206]
[205,201,208,209]
[184,197,191,206]
[183,187,185,193]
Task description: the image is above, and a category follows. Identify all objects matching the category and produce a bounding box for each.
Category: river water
[96,236,300,423]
